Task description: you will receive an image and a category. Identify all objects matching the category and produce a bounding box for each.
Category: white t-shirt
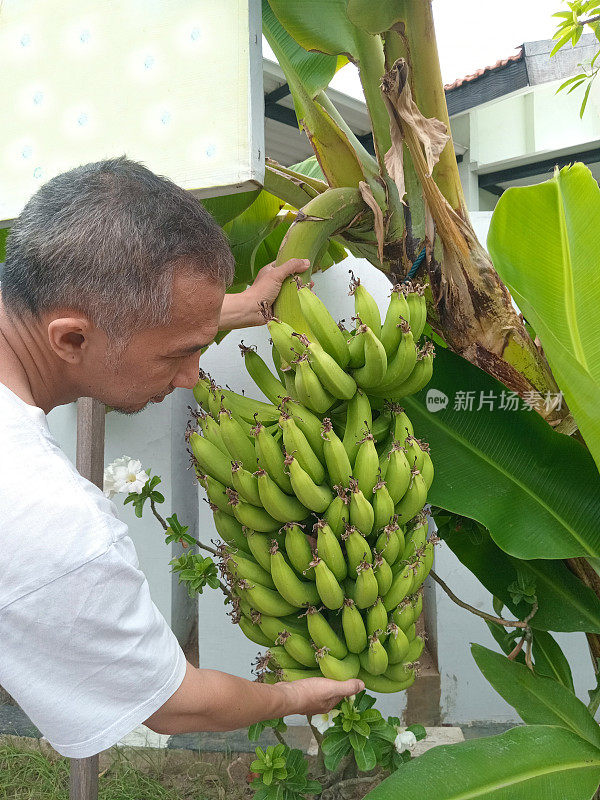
[0,382,187,758]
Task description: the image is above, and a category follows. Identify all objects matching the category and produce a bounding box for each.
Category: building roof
[444,51,524,92]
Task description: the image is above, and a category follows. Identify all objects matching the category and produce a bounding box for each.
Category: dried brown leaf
[358,181,385,263]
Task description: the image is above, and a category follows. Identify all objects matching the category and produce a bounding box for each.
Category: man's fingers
[277,257,311,278]
[337,679,365,697]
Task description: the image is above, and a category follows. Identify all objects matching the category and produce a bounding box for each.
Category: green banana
[385,663,416,684]
[404,622,417,642]
[404,635,425,663]
[315,648,360,680]
[231,461,261,506]
[366,597,388,641]
[280,668,322,681]
[381,284,411,357]
[285,454,332,513]
[310,556,345,610]
[390,404,414,444]
[347,326,366,368]
[371,410,392,443]
[271,341,287,384]
[348,478,374,536]
[324,487,351,538]
[283,523,315,579]
[294,354,335,414]
[359,667,415,693]
[253,420,293,494]
[237,579,298,617]
[392,600,416,632]
[239,616,273,647]
[256,469,308,523]
[404,282,427,340]
[239,343,287,405]
[372,478,395,531]
[270,543,320,608]
[213,510,251,554]
[321,419,352,489]
[349,273,381,337]
[404,435,425,471]
[342,389,372,465]
[385,622,410,664]
[259,614,307,643]
[412,592,423,623]
[280,398,325,461]
[268,646,303,670]
[384,563,414,612]
[202,477,233,516]
[395,469,428,526]
[225,551,275,589]
[352,326,388,389]
[377,321,417,392]
[193,372,212,408]
[189,432,233,487]
[373,553,393,596]
[218,409,257,472]
[267,315,305,366]
[305,606,348,660]
[197,411,229,455]
[342,525,372,575]
[375,521,402,566]
[341,598,368,654]
[384,442,412,504]
[355,561,379,609]
[245,530,274,571]
[403,514,429,560]
[420,443,434,490]
[383,343,435,400]
[280,414,325,485]
[411,541,435,593]
[353,430,379,497]
[276,630,317,668]
[220,388,280,424]
[297,282,350,367]
[359,633,389,675]
[300,338,357,400]
[314,519,347,582]
[229,491,280,533]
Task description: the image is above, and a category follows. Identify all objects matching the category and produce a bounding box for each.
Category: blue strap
[405,246,426,282]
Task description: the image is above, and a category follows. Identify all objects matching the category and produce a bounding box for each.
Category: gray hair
[1,155,235,343]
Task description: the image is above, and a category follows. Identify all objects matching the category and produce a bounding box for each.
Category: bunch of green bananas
[189,277,436,694]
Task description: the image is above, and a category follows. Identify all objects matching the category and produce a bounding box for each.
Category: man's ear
[47,316,93,364]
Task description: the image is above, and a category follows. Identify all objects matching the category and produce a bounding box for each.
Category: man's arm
[144,661,363,734]
[219,258,310,330]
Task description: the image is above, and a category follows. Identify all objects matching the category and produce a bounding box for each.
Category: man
[0,156,362,759]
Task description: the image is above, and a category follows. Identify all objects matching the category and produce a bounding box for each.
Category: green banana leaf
[364,724,600,800]
[403,345,600,560]
[289,156,326,182]
[440,519,600,633]
[487,163,600,475]
[267,0,392,157]
[471,645,600,748]
[530,630,575,691]
[201,190,260,228]
[223,191,284,286]
[485,620,574,690]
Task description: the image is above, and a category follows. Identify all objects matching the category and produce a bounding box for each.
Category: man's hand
[276,676,365,717]
[218,258,310,330]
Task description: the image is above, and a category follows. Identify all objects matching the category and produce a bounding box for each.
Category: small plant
[250,744,321,800]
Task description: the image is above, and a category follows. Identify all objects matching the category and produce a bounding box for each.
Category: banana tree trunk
[380,1,569,430]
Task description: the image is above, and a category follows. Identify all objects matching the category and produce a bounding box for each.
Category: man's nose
[172,354,201,390]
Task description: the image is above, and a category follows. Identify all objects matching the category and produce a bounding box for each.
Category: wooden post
[70,397,105,800]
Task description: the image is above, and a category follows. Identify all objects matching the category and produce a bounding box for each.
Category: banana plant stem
[430,570,538,629]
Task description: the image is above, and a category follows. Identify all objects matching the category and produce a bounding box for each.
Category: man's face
[86,269,224,414]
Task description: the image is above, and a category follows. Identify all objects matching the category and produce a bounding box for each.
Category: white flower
[394,729,417,754]
[103,456,149,498]
[313,709,341,734]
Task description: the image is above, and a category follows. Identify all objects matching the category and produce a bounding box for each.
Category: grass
[0,735,256,800]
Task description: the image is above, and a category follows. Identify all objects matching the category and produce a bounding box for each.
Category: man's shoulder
[0,397,128,611]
